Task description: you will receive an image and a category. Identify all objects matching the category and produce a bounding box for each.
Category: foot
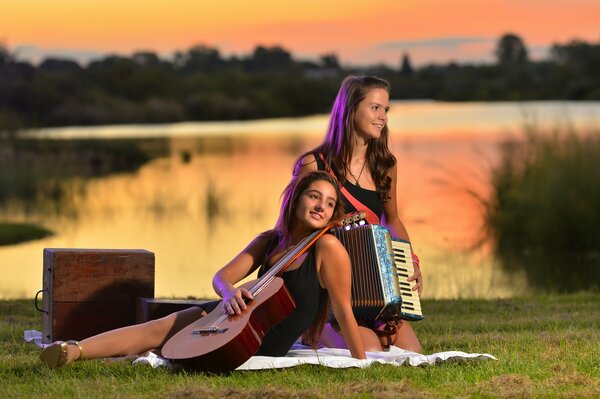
[40,340,83,368]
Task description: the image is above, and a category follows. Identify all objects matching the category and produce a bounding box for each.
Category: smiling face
[294,179,338,230]
[352,87,389,142]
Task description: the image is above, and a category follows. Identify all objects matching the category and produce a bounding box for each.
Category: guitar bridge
[192,326,228,335]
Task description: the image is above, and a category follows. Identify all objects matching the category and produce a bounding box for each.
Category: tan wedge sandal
[40,340,83,368]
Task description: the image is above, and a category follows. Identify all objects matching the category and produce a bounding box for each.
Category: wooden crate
[39,248,154,343]
[136,298,218,323]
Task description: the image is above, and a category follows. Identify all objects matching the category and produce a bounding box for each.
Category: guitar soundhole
[192,327,229,336]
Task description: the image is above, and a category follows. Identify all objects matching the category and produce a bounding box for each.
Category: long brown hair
[295,75,396,202]
[274,170,345,248]
[272,171,344,347]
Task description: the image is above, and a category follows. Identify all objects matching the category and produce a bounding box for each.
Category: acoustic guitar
[161,215,358,372]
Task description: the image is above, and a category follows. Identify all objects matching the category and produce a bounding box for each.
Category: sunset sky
[2,0,599,67]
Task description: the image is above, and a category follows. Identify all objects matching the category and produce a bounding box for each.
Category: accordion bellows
[330,224,423,322]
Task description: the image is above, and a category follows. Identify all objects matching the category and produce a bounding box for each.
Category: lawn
[1,293,599,398]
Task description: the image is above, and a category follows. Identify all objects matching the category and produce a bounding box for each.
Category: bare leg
[319,323,383,352]
[319,320,422,353]
[393,321,421,353]
[65,306,206,362]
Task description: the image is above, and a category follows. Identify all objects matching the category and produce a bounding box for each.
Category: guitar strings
[206,228,323,329]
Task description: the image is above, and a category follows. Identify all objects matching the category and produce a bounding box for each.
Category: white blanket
[26,330,496,370]
[237,344,496,369]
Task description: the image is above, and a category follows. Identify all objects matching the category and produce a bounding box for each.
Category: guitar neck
[248,212,363,297]
[249,225,331,296]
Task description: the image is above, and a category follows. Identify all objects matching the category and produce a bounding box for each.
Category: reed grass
[484,128,600,254]
[483,127,600,292]
[2,293,599,398]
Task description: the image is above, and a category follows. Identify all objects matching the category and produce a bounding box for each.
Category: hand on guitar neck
[219,283,254,315]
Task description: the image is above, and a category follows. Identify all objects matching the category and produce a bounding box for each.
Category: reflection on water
[0,135,322,299]
[2,101,599,300]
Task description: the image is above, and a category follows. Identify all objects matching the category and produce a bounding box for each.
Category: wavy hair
[272,170,345,348]
[274,170,345,247]
[295,75,397,202]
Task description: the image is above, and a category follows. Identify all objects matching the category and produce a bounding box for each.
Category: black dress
[255,245,328,356]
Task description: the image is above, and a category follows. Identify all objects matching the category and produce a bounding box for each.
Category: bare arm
[293,153,318,177]
[381,163,410,241]
[382,164,423,295]
[212,232,271,314]
[316,235,366,359]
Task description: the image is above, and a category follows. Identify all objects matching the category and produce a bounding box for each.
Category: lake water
[2,100,599,300]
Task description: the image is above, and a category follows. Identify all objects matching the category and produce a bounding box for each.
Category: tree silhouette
[495,33,529,64]
[0,44,14,65]
[320,53,340,69]
[251,46,292,70]
[400,52,413,76]
[39,58,82,73]
[174,45,224,73]
[2,35,600,131]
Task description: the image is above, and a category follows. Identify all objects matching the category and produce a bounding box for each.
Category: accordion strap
[351,319,401,350]
[317,153,380,225]
[369,319,401,350]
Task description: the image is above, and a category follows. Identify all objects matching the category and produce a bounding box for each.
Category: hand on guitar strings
[221,284,254,315]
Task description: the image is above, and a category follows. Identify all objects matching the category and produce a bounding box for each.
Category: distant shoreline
[16,100,600,140]
[0,223,53,247]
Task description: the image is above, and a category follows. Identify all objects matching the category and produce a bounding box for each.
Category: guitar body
[161,277,296,372]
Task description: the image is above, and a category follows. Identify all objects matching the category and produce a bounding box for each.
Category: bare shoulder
[315,233,348,258]
[294,153,318,176]
[314,233,351,285]
[245,230,276,253]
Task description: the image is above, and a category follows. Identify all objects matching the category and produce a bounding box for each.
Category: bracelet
[412,252,420,268]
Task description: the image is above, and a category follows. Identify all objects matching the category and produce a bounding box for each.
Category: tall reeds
[484,126,600,291]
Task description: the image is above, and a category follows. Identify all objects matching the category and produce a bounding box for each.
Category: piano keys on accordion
[330,223,424,322]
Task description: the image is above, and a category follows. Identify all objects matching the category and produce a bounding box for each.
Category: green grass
[0,222,53,246]
[2,293,599,398]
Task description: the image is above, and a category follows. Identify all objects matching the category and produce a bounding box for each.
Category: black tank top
[255,245,328,356]
[314,153,384,219]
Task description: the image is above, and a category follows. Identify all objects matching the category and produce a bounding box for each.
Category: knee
[392,321,422,353]
[402,342,422,353]
[360,327,383,352]
[394,333,421,353]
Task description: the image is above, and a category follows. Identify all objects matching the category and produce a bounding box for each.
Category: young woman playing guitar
[40,171,367,369]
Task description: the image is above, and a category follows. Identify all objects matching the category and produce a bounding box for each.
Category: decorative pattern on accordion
[330,224,424,322]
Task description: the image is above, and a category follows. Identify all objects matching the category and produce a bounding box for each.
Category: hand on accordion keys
[407,252,423,296]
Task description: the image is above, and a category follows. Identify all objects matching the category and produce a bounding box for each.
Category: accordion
[330,222,424,322]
